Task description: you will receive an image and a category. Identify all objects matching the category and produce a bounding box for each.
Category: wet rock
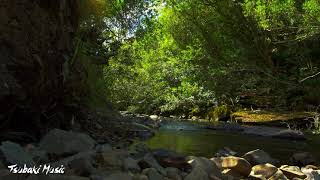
[153,149,190,171]
[290,152,316,166]
[52,150,96,167]
[141,153,166,175]
[242,149,278,166]
[242,126,305,140]
[221,156,252,177]
[214,147,237,157]
[142,168,164,180]
[24,144,48,163]
[105,172,132,180]
[39,129,96,155]
[0,141,34,166]
[187,156,222,178]
[26,175,90,180]
[210,157,222,169]
[249,163,278,179]
[130,143,150,158]
[301,167,320,180]
[123,157,141,173]
[165,167,181,180]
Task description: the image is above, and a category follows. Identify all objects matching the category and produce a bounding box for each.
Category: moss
[232,110,316,123]
[207,105,231,121]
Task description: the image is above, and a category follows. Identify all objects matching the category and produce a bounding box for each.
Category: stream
[143,120,320,162]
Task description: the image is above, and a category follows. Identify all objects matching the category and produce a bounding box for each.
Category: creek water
[144,121,320,162]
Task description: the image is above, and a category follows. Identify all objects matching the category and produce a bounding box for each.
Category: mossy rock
[207,105,231,121]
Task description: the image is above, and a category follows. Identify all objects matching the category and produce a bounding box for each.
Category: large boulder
[153,149,190,171]
[279,165,306,179]
[184,166,209,180]
[0,141,34,166]
[242,149,278,166]
[39,129,96,155]
[220,156,252,177]
[96,149,128,170]
[165,167,181,180]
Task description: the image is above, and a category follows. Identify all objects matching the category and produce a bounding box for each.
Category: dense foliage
[102,0,320,117]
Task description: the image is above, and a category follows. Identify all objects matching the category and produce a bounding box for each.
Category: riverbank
[0,128,319,180]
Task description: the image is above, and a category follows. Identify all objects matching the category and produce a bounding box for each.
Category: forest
[0,0,320,179]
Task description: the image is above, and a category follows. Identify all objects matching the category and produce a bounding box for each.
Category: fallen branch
[299,71,320,83]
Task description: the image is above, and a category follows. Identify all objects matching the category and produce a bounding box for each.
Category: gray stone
[290,152,316,166]
[214,147,237,157]
[123,157,141,173]
[184,166,209,180]
[52,150,96,167]
[133,174,149,180]
[142,168,164,180]
[143,153,166,175]
[243,149,278,165]
[105,172,132,180]
[26,175,90,180]
[0,141,34,166]
[187,156,221,178]
[69,157,96,176]
[39,129,96,155]
[165,167,181,180]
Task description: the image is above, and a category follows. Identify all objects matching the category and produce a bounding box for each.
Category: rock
[210,157,222,169]
[133,174,149,180]
[150,115,159,120]
[105,172,132,180]
[221,156,252,177]
[290,152,316,166]
[301,167,320,180]
[24,144,48,163]
[141,153,166,175]
[39,129,96,155]
[221,169,242,179]
[165,167,181,180]
[26,175,90,180]
[97,150,128,170]
[242,149,278,166]
[142,168,164,180]
[130,143,150,158]
[184,166,209,180]
[0,141,34,166]
[123,157,141,173]
[268,169,288,180]
[0,174,25,180]
[95,144,112,153]
[187,156,222,178]
[68,157,95,176]
[249,163,279,179]
[153,149,190,171]
[271,129,306,141]
[279,165,306,179]
[214,147,237,157]
[52,150,96,167]
[0,161,5,169]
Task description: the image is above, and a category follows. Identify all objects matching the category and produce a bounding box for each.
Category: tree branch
[299,71,320,83]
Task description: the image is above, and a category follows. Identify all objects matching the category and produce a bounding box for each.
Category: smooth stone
[250,163,278,179]
[165,167,181,180]
[214,147,237,157]
[268,169,288,180]
[97,150,128,169]
[290,152,316,166]
[184,166,209,180]
[187,156,222,178]
[301,167,320,180]
[142,153,166,175]
[104,172,132,180]
[243,149,278,166]
[123,157,141,173]
[39,129,96,155]
[142,168,164,180]
[280,165,306,179]
[221,156,252,177]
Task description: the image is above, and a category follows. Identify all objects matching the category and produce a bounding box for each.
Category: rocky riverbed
[0,128,319,180]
